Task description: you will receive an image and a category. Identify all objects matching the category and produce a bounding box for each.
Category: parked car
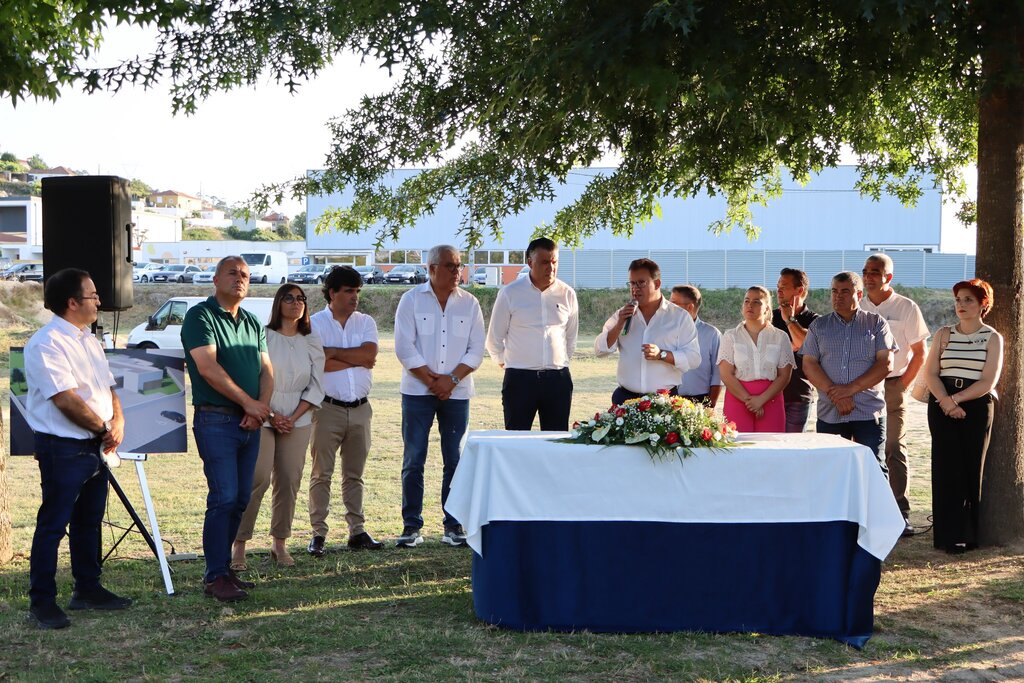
[384,264,428,285]
[192,268,215,284]
[516,265,530,280]
[133,262,163,283]
[3,262,43,282]
[150,264,203,283]
[127,296,275,349]
[288,264,336,284]
[355,265,385,284]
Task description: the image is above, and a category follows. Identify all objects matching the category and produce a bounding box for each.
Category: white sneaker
[395,527,423,548]
[441,526,468,547]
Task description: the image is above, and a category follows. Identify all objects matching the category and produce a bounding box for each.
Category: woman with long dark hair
[924,278,1003,554]
[232,284,325,568]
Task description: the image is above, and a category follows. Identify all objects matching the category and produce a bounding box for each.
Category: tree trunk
[976,11,1024,545]
[0,410,12,564]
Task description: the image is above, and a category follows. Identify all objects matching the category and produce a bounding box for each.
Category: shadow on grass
[3,539,1024,681]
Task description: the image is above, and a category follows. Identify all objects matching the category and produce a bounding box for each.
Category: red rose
[572,421,580,429]
[666,432,679,445]
[727,421,737,432]
[639,400,652,412]
[701,428,713,441]
[594,412,601,420]
[615,407,627,417]
[721,423,729,434]
[609,405,617,413]
[657,388,670,395]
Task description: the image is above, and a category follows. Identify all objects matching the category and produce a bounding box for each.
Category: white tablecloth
[445,431,905,560]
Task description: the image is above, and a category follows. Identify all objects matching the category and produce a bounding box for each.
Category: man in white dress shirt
[394,245,486,548]
[307,265,383,555]
[860,253,930,535]
[23,268,130,629]
[596,258,701,405]
[486,237,579,430]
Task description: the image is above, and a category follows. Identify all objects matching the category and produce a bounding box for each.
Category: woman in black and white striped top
[923,279,1003,555]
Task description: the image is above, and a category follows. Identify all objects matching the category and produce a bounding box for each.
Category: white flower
[625,432,651,444]
[649,434,659,443]
[588,420,596,427]
[592,425,611,441]
[713,432,722,441]
[615,417,624,426]
[683,435,692,446]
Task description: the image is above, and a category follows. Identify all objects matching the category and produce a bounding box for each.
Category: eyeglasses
[77,295,100,302]
[628,280,651,289]
[438,263,464,273]
[282,294,307,304]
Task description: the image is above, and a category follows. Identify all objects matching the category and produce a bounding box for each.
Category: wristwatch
[787,315,798,323]
[101,420,112,435]
[658,350,669,361]
[449,373,461,386]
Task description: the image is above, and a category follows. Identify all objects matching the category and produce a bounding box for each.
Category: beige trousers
[308,401,372,538]
[236,424,312,541]
[884,377,910,516]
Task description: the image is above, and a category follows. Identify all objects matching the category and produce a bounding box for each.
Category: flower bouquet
[560,390,739,461]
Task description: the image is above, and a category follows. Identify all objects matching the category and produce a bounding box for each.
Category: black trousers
[927,385,994,551]
[611,386,679,407]
[501,368,573,431]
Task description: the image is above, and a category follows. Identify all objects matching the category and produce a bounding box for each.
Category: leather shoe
[307,535,327,557]
[901,520,915,538]
[28,603,70,629]
[68,585,132,611]
[347,531,383,550]
[205,575,247,602]
[228,568,255,590]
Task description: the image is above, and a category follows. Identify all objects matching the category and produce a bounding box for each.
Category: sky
[0,24,393,218]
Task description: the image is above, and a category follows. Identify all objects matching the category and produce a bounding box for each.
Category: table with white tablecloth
[444,431,905,648]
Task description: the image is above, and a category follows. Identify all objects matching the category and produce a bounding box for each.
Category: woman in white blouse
[233,285,325,568]
[717,286,796,432]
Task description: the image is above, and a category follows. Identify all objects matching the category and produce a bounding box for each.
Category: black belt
[195,404,244,416]
[324,396,368,409]
[36,432,103,447]
[941,376,976,391]
[506,367,570,376]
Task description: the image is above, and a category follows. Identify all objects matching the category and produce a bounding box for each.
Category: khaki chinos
[236,424,313,541]
[308,400,372,538]
[884,377,910,516]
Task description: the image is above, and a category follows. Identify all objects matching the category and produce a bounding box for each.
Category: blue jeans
[784,401,811,433]
[401,394,470,530]
[29,433,109,607]
[816,416,888,477]
[193,411,261,582]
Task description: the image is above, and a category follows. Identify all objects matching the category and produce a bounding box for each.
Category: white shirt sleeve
[594,311,620,356]
[485,288,511,366]
[459,298,486,370]
[394,292,428,370]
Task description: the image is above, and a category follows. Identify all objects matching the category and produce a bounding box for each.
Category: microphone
[622,299,638,336]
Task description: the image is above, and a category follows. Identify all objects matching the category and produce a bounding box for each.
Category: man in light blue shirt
[801,272,897,473]
[670,285,721,407]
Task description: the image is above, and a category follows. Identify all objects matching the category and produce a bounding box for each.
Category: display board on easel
[10,347,186,595]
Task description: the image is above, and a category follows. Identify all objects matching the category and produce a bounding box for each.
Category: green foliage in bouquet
[561,390,739,461]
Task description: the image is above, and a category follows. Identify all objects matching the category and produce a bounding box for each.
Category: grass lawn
[1,284,1023,681]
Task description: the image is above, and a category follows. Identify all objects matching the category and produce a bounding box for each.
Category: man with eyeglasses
[307,265,384,555]
[486,237,578,430]
[595,258,701,406]
[394,245,485,548]
[23,268,130,629]
[182,255,274,602]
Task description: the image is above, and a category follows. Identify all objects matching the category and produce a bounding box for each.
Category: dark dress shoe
[29,603,70,629]
[228,568,256,590]
[204,575,247,602]
[347,531,383,550]
[68,585,132,611]
[307,535,327,557]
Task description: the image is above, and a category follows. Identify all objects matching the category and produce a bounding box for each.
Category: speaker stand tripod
[101,453,175,595]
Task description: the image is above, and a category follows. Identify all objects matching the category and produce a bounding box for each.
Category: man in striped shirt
[801,272,898,472]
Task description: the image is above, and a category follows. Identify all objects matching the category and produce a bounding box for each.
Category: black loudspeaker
[42,175,134,311]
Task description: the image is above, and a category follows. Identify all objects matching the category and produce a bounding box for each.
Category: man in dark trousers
[182,255,273,601]
[486,237,579,430]
[24,268,129,629]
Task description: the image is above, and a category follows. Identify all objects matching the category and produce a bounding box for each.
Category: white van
[126,296,276,350]
[241,251,290,284]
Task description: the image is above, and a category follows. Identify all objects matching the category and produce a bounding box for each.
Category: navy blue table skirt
[471,520,881,648]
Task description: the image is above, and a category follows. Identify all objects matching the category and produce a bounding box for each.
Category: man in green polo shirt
[182,255,273,602]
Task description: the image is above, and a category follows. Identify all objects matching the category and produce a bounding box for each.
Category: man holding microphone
[595,258,701,405]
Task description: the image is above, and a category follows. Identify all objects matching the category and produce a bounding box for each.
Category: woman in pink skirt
[718,286,796,432]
